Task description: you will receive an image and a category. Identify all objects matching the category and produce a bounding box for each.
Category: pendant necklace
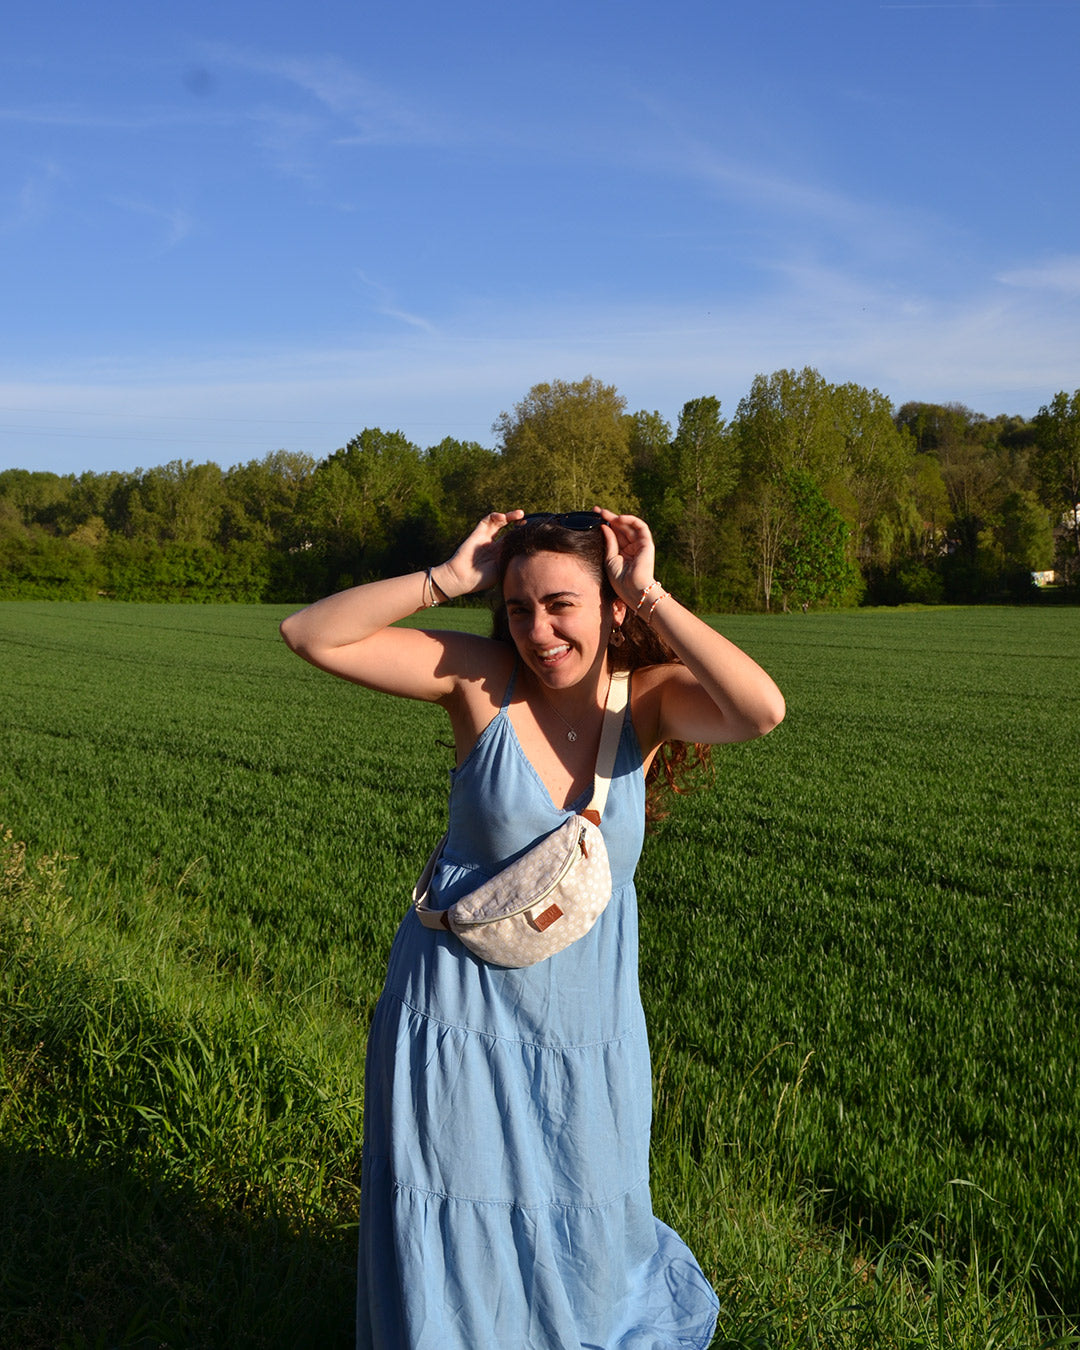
[548,704,579,742]
[540,672,610,743]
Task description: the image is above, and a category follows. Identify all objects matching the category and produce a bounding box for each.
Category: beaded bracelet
[633,580,670,624]
[635,580,663,613]
[645,589,669,623]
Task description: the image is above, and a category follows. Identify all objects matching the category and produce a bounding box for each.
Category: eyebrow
[504,589,584,606]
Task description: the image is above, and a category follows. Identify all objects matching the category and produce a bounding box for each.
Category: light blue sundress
[356,667,719,1349]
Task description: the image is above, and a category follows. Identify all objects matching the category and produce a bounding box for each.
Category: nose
[527,611,554,644]
[518,601,561,640]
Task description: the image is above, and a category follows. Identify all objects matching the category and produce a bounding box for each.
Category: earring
[610,626,625,648]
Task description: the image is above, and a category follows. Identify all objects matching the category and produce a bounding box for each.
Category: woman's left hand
[593,506,785,748]
[592,508,657,607]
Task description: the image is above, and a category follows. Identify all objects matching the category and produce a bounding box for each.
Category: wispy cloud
[1,161,63,233]
[208,46,451,147]
[996,255,1080,296]
[630,96,944,272]
[0,102,228,132]
[354,271,439,335]
[109,196,194,250]
[682,147,867,232]
[5,263,1077,478]
[181,45,457,192]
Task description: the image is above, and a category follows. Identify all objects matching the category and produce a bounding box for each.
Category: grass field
[1,599,1078,1348]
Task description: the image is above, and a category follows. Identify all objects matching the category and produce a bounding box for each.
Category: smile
[536,644,570,663]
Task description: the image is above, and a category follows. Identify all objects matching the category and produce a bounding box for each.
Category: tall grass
[1,830,361,1348]
[2,599,1078,1347]
[636,606,1080,1322]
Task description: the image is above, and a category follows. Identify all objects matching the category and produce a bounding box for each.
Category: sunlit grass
[1,600,1078,1347]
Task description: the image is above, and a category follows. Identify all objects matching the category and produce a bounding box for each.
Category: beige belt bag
[413,670,628,968]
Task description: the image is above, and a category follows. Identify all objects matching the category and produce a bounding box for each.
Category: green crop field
[1,599,1078,1349]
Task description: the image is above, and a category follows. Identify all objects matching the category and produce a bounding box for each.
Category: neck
[526,659,610,727]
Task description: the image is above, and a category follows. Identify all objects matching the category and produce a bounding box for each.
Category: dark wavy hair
[491,516,712,819]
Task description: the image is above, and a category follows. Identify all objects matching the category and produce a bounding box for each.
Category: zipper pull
[578,826,589,859]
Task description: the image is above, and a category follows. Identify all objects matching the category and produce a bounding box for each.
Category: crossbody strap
[581,669,628,824]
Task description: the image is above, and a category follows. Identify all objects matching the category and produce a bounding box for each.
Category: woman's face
[502,550,624,691]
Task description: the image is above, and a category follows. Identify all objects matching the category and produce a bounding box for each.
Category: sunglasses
[517,511,603,531]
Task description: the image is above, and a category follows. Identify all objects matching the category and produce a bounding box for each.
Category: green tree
[292,429,431,583]
[906,453,952,557]
[327,429,427,529]
[295,460,369,558]
[69,515,108,549]
[735,368,847,482]
[224,450,316,547]
[896,402,1000,527]
[999,489,1055,573]
[895,401,973,456]
[494,377,635,510]
[773,470,861,609]
[665,397,740,609]
[0,530,102,599]
[734,368,843,610]
[626,409,673,526]
[120,461,228,545]
[43,469,132,537]
[0,469,73,530]
[424,437,501,550]
[829,383,912,568]
[1032,389,1080,579]
[894,401,1030,599]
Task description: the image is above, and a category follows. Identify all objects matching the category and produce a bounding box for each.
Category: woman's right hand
[435,510,523,598]
[280,509,523,704]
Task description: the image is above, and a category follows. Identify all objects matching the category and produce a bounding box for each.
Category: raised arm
[279,510,523,702]
[595,509,786,748]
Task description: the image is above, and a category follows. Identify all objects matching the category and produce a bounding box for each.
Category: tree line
[2,371,1078,609]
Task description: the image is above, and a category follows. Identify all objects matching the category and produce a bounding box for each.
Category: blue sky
[3,0,1079,476]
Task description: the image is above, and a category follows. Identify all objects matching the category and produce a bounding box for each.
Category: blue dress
[356,668,719,1349]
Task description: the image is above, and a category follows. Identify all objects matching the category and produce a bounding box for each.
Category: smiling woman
[279,507,784,1350]
[505,551,614,685]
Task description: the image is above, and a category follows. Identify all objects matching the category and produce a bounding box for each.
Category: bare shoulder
[436,630,516,709]
[438,634,517,762]
[629,661,757,749]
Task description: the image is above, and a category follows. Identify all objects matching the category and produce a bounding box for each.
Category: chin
[535,662,575,685]
[529,653,579,684]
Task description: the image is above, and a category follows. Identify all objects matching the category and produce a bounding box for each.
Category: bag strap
[413,668,629,925]
[581,668,628,824]
[412,834,449,925]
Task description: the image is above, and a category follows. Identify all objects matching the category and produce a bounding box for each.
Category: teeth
[539,645,569,659]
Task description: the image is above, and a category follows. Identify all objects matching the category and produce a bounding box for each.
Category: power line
[0,423,309,448]
[0,404,347,428]
[0,403,484,430]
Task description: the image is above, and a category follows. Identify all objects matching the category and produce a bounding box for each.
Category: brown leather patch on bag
[533,904,563,932]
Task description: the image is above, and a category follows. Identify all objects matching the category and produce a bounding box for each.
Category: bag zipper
[457,823,589,927]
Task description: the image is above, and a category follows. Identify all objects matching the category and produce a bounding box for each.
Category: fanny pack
[413,670,628,968]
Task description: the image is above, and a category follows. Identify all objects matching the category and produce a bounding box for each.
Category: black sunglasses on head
[517,511,603,531]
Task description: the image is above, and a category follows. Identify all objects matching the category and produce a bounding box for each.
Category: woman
[280,508,785,1350]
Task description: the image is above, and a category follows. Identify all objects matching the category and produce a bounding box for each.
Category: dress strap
[500,659,519,710]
